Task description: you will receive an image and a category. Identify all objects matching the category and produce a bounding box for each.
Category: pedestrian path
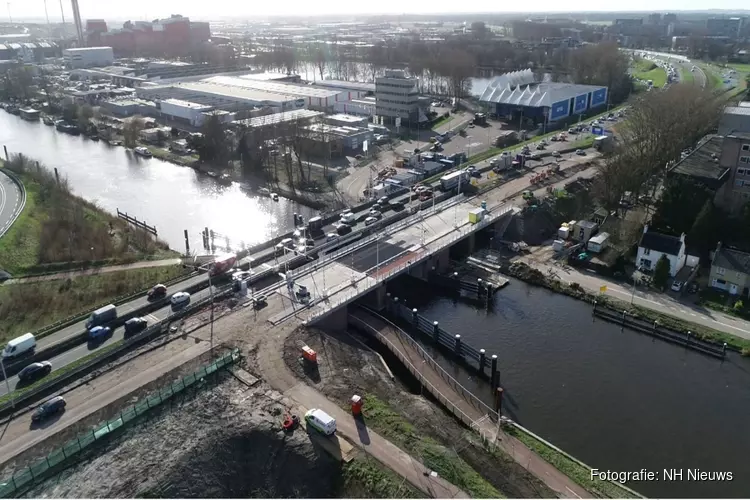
[349,307,589,499]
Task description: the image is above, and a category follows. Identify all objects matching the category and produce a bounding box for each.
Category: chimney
[643,224,649,234]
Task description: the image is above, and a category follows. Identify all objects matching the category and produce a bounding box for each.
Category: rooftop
[669,135,730,188]
[313,79,376,93]
[149,81,296,104]
[205,75,340,99]
[232,109,323,128]
[162,98,213,110]
[240,72,299,81]
[325,113,366,123]
[714,246,750,275]
[479,79,606,108]
[724,106,750,117]
[639,228,683,256]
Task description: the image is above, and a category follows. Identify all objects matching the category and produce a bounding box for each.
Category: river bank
[499,260,750,353]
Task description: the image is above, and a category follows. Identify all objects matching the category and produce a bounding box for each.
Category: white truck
[2,333,36,359]
[439,170,470,191]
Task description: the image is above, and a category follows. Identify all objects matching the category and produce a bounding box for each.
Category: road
[519,257,750,340]
[0,168,22,239]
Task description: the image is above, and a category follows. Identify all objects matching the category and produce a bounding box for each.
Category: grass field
[360,393,502,498]
[0,162,175,275]
[0,265,189,342]
[679,67,695,85]
[340,456,422,498]
[432,114,454,130]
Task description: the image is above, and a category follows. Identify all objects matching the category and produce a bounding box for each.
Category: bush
[734,300,744,311]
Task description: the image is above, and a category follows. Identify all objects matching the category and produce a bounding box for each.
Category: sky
[6,0,750,22]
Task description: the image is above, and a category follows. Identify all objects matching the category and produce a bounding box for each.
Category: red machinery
[302,345,317,363]
[351,395,363,416]
[209,253,237,277]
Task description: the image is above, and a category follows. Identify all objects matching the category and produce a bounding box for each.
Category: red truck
[209,253,237,277]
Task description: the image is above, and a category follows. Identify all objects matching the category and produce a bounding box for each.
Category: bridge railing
[349,313,493,432]
[302,203,513,324]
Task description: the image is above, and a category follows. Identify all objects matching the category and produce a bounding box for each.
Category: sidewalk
[518,257,750,340]
[4,258,183,284]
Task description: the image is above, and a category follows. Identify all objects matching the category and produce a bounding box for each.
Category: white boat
[134,146,152,158]
[258,187,271,196]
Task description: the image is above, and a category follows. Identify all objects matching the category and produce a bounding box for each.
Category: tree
[687,200,719,259]
[78,104,94,130]
[61,101,78,123]
[196,113,229,164]
[122,117,145,148]
[652,176,712,236]
[470,21,488,39]
[314,48,327,81]
[653,255,671,290]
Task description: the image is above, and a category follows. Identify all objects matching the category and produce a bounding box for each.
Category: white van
[2,333,36,359]
[304,408,336,435]
[340,212,356,225]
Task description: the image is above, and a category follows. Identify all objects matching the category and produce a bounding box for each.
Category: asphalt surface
[0,169,22,239]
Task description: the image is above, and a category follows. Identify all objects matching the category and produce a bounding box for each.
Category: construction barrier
[0,349,241,498]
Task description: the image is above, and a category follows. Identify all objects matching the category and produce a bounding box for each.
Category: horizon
[3,1,750,24]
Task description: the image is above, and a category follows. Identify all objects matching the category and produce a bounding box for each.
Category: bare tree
[122,117,145,148]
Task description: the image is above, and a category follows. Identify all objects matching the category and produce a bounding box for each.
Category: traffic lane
[0,169,21,237]
[337,239,408,273]
[34,271,212,351]
[0,285,219,398]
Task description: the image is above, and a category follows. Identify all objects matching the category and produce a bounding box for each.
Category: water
[388,277,750,498]
[0,111,317,252]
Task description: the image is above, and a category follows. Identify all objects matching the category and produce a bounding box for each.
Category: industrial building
[135,81,303,116]
[478,69,608,125]
[324,114,370,128]
[334,96,376,117]
[94,14,210,57]
[63,46,114,68]
[159,98,234,127]
[375,69,425,124]
[231,109,324,132]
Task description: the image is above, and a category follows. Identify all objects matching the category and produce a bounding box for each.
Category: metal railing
[0,349,241,498]
[349,311,497,431]
[302,204,513,324]
[0,286,234,416]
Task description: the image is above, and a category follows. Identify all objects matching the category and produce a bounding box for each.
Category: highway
[0,168,22,239]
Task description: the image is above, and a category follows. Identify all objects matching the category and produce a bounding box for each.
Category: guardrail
[0,166,26,239]
[0,286,235,418]
[30,270,203,340]
[0,348,241,498]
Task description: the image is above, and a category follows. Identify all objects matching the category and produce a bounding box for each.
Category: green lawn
[340,456,423,498]
[0,171,44,273]
[679,67,695,85]
[696,63,723,89]
[360,394,502,498]
[432,114,454,130]
[634,67,667,88]
[0,265,189,342]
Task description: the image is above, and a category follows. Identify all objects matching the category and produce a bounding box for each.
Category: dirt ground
[278,327,555,499]
[21,369,419,499]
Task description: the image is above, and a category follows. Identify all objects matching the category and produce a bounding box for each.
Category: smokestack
[70,0,84,46]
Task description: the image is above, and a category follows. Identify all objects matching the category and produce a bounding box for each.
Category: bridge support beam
[315,305,349,332]
[433,249,450,272]
[466,232,476,255]
[360,284,388,311]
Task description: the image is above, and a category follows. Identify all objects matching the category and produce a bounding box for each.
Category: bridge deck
[350,308,590,499]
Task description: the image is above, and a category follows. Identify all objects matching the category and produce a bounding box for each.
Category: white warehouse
[159,98,235,127]
[63,47,114,69]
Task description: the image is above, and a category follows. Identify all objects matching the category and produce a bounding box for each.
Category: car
[390,200,405,210]
[552,151,562,158]
[124,317,148,336]
[688,282,700,294]
[355,154,363,160]
[147,284,167,300]
[364,216,378,226]
[325,232,338,242]
[415,185,429,194]
[88,326,112,341]
[300,238,315,248]
[18,361,52,383]
[31,396,66,423]
[170,291,191,308]
[369,210,383,219]
[568,128,577,134]
[671,281,684,292]
[336,223,352,235]
[275,237,295,253]
[378,196,389,205]
[536,144,545,150]
[575,149,586,156]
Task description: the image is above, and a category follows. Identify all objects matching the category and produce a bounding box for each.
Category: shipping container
[440,170,470,191]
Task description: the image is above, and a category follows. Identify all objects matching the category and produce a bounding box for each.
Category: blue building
[478,69,608,126]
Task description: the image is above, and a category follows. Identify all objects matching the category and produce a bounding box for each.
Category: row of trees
[250,38,631,102]
[594,84,722,215]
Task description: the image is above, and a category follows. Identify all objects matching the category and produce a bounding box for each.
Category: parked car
[552,151,562,158]
[31,396,66,423]
[378,196,389,205]
[124,317,148,337]
[671,280,684,292]
[170,291,191,308]
[575,149,586,156]
[18,361,52,383]
[369,209,382,219]
[252,294,267,309]
[89,325,112,341]
[147,284,167,300]
[688,282,700,294]
[325,232,338,242]
[275,237,295,253]
[364,216,378,226]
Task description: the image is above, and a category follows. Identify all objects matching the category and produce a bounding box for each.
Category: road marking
[566,486,582,499]
[147,314,159,323]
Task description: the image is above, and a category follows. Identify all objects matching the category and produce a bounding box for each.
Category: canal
[0,110,317,252]
[387,276,750,498]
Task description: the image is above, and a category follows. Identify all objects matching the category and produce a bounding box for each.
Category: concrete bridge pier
[360,284,389,311]
[314,304,349,331]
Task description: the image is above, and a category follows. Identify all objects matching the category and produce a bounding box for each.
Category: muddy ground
[22,370,398,498]
[279,326,555,498]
